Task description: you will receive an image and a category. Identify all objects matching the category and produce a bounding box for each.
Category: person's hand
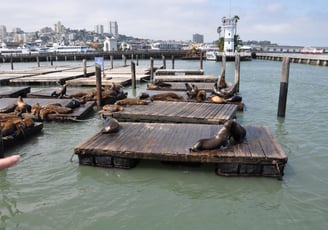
[0,155,20,170]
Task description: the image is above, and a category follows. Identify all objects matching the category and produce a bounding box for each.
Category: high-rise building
[193,33,204,43]
[109,21,118,37]
[54,21,65,34]
[94,24,104,35]
[0,25,7,39]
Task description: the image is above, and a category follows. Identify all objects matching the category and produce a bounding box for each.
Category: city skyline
[0,0,327,46]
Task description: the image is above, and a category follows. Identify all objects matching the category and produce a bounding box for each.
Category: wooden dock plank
[102,101,237,124]
[155,69,204,75]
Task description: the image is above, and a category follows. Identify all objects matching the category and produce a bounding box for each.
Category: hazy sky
[1,0,327,46]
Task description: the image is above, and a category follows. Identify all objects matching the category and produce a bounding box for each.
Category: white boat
[205,51,218,61]
[300,47,324,54]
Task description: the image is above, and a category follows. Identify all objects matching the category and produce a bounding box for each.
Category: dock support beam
[131,61,136,89]
[150,57,154,82]
[95,64,103,107]
[83,59,87,77]
[162,55,166,69]
[200,51,203,70]
[171,56,175,69]
[277,57,290,117]
[234,54,240,93]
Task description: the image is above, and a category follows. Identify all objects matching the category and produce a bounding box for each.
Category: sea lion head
[102,117,120,133]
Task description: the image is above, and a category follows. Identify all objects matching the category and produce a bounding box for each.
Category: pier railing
[255,52,328,66]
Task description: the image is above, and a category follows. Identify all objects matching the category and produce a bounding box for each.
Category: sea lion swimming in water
[189,120,232,152]
[102,117,120,133]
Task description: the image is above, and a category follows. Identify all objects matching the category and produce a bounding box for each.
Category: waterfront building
[109,21,118,37]
[192,33,204,43]
[54,21,65,34]
[103,37,118,51]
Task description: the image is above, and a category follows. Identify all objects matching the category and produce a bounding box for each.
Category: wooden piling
[36,56,40,67]
[200,51,203,70]
[162,55,166,69]
[136,55,139,66]
[10,54,13,70]
[83,59,87,77]
[221,54,226,77]
[172,56,175,69]
[110,55,113,69]
[95,64,103,107]
[277,57,290,117]
[122,55,127,66]
[131,61,136,89]
[0,129,4,158]
[234,54,240,92]
[150,57,154,82]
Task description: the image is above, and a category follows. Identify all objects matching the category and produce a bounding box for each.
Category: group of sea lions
[189,119,246,152]
[50,81,127,105]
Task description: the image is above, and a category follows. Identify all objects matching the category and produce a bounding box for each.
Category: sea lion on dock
[101,104,124,112]
[189,120,232,152]
[208,95,226,104]
[138,92,150,100]
[212,82,238,99]
[229,119,246,144]
[115,98,149,106]
[147,82,172,90]
[102,117,120,133]
[226,95,242,103]
[150,92,184,101]
[15,96,31,114]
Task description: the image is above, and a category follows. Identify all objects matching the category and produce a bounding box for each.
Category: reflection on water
[0,59,328,229]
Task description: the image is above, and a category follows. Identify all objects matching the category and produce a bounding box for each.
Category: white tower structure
[221,16,238,53]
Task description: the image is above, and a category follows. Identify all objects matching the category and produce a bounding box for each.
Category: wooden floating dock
[2,122,43,148]
[0,98,95,121]
[102,101,237,124]
[0,87,31,97]
[74,123,288,179]
[154,75,218,83]
[147,82,215,91]
[27,87,92,99]
[155,69,204,75]
[67,66,150,86]
[255,53,328,66]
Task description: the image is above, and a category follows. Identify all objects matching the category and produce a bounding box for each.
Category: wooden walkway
[74,123,287,179]
[0,87,31,97]
[0,98,95,121]
[27,87,92,98]
[102,101,237,124]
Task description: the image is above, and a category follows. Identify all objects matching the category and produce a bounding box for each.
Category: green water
[1,59,328,229]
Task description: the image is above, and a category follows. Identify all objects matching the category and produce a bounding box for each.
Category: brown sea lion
[150,92,184,101]
[189,120,232,152]
[102,104,124,112]
[229,119,246,144]
[102,117,120,133]
[147,82,172,90]
[115,98,149,106]
[138,92,150,100]
[208,95,227,104]
[217,72,227,89]
[195,89,206,102]
[15,96,32,114]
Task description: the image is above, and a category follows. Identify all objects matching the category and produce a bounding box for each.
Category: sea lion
[150,92,184,101]
[102,117,120,133]
[208,95,226,104]
[65,98,81,109]
[212,82,238,99]
[217,72,227,89]
[101,104,124,112]
[115,98,149,106]
[147,82,172,90]
[195,89,206,102]
[226,95,242,103]
[189,120,232,152]
[186,84,199,99]
[138,92,150,100]
[229,119,246,144]
[15,96,32,114]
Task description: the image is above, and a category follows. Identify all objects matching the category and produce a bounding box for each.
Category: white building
[221,16,238,53]
[103,37,117,51]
